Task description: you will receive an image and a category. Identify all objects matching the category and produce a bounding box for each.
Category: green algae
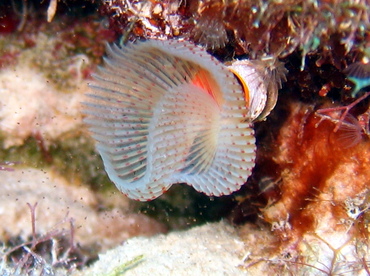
[0,132,111,191]
[104,254,144,276]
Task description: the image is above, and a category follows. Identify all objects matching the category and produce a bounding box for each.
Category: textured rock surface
[0,168,166,250]
[0,66,85,148]
[79,221,246,276]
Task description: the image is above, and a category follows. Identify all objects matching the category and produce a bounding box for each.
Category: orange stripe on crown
[228,68,250,108]
[190,69,224,106]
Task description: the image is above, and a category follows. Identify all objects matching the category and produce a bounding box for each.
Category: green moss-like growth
[49,135,112,191]
[0,132,112,192]
[0,135,45,169]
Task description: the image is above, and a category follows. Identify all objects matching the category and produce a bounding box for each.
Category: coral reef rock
[0,168,166,251]
[78,221,246,276]
[0,66,85,148]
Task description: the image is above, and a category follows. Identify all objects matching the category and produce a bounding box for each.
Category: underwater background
[0,0,369,275]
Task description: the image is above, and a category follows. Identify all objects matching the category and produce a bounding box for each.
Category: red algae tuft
[234,99,370,274]
[262,100,370,242]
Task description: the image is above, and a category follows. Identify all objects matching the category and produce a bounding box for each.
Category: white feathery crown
[83,39,256,201]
